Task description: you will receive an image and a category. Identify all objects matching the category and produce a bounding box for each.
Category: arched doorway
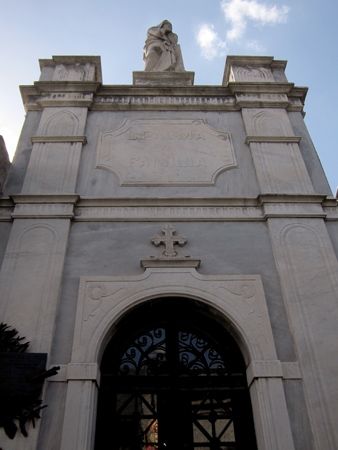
[94,297,257,450]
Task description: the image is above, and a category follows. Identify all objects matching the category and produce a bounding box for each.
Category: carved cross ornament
[150,224,189,260]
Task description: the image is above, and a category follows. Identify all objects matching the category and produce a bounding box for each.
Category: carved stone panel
[53,63,96,82]
[71,270,277,364]
[0,220,70,354]
[96,119,237,185]
[230,65,274,82]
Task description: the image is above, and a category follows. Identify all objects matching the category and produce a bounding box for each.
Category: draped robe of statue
[143,20,185,72]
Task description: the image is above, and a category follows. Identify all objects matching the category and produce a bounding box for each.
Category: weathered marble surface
[96,118,236,185]
[1,54,337,450]
[268,217,338,449]
[76,110,260,198]
[51,221,296,365]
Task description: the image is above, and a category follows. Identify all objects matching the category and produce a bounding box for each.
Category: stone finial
[143,20,185,72]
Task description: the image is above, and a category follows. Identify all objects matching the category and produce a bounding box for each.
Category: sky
[1,0,337,193]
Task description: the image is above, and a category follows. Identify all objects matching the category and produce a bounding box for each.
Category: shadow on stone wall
[0,136,10,196]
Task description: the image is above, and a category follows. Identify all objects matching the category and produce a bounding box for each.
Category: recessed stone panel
[96,119,237,185]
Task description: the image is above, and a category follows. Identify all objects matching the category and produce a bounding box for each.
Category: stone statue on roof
[143,20,185,72]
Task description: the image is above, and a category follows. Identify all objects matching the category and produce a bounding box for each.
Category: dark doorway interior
[95,298,257,450]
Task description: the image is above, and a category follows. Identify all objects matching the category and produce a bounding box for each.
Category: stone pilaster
[267,216,338,449]
[223,56,338,449]
[0,57,101,450]
[223,56,313,195]
[20,56,101,195]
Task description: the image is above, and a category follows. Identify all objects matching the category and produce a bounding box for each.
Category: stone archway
[94,297,258,449]
[59,267,296,450]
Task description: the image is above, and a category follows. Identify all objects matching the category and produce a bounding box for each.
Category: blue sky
[1,0,337,193]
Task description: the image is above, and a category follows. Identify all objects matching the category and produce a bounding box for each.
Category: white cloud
[246,39,266,52]
[221,0,289,41]
[196,24,227,60]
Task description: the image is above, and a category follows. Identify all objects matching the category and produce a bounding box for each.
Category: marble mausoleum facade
[1,47,338,450]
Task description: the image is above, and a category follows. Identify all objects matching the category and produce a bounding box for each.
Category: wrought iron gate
[95,299,257,450]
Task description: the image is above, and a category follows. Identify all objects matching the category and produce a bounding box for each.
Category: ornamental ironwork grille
[95,298,257,450]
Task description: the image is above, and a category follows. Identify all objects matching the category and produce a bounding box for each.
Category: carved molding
[247,360,283,385]
[12,203,74,219]
[48,363,100,383]
[75,205,264,221]
[93,95,237,110]
[67,363,100,383]
[39,56,102,83]
[65,267,294,450]
[245,136,301,145]
[323,206,338,220]
[247,360,305,383]
[228,83,295,95]
[236,93,289,108]
[262,202,325,218]
[140,259,201,269]
[53,64,96,83]
[37,93,94,108]
[10,194,79,204]
[96,119,237,186]
[71,269,277,365]
[20,85,306,113]
[31,135,87,144]
[0,207,14,221]
[281,362,302,380]
[230,65,275,83]
[4,195,332,221]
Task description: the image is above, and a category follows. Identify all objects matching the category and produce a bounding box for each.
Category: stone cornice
[39,55,101,66]
[228,82,295,95]
[34,81,101,93]
[92,93,238,111]
[1,195,336,221]
[31,136,87,144]
[140,259,201,269]
[288,86,308,102]
[97,85,231,96]
[9,195,79,219]
[76,197,260,207]
[74,195,336,221]
[270,60,288,71]
[37,93,94,108]
[245,136,302,145]
[0,197,14,221]
[20,81,308,112]
[246,360,302,386]
[226,55,276,66]
[10,194,80,204]
[258,194,328,204]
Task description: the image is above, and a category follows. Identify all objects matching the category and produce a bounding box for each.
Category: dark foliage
[0,323,48,440]
[0,323,30,353]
